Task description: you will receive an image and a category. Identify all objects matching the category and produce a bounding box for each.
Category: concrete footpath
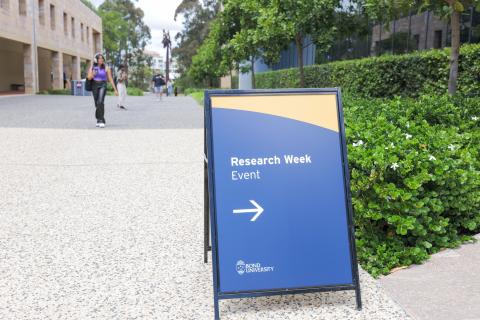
[379,234,480,320]
[0,93,425,319]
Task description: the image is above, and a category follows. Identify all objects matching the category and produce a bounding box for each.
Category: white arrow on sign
[233,200,264,222]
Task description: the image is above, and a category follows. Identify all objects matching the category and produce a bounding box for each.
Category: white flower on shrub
[472,116,479,121]
[390,162,399,170]
[352,140,364,147]
[385,142,395,150]
[404,133,412,139]
[406,122,410,128]
[448,144,456,151]
[429,155,436,161]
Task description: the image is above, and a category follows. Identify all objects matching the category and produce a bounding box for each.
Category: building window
[86,26,90,45]
[81,23,84,42]
[19,0,26,15]
[0,0,9,10]
[71,17,75,38]
[93,30,100,53]
[50,4,55,30]
[434,30,442,49]
[63,12,68,36]
[38,0,45,25]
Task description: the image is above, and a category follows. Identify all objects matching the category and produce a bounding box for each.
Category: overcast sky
[92,0,185,59]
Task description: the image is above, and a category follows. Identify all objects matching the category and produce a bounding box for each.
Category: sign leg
[214,297,220,320]
[355,284,362,310]
[204,161,210,263]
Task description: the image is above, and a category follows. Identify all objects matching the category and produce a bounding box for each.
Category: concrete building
[372,12,448,53]
[239,36,316,89]
[372,9,480,54]
[144,50,179,80]
[145,50,163,72]
[0,0,102,94]
[237,8,479,88]
[169,57,179,80]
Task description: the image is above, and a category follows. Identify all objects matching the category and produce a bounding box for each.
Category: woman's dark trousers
[92,81,107,123]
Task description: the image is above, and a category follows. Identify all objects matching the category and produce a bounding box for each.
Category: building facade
[236,8,479,89]
[145,50,164,72]
[169,57,179,80]
[144,50,179,80]
[0,0,102,93]
[239,36,316,89]
[371,9,480,54]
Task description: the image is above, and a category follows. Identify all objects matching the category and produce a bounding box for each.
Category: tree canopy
[187,0,340,87]
[98,0,151,68]
[173,0,221,87]
[185,0,479,93]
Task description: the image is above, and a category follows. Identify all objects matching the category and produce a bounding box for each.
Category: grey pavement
[379,234,480,320]
[0,94,411,319]
[0,94,202,129]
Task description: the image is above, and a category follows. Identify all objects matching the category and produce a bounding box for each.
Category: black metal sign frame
[203,88,362,319]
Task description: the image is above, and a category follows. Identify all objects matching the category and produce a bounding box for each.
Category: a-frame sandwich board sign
[204,88,361,319]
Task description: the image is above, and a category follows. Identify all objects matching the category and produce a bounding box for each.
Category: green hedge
[188,90,205,105]
[256,44,480,98]
[127,87,144,96]
[184,88,201,96]
[106,86,144,96]
[345,94,480,276]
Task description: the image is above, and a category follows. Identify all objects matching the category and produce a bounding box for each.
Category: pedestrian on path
[87,53,118,128]
[116,65,127,110]
[167,80,173,97]
[152,73,165,101]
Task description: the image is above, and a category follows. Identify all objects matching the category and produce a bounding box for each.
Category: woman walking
[117,65,127,110]
[87,53,118,128]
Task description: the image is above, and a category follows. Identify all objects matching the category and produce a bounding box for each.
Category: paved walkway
[379,234,480,320]
[0,94,410,319]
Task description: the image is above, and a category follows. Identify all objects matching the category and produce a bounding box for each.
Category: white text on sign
[230,154,312,181]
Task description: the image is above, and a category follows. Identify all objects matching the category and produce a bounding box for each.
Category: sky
[92,0,185,59]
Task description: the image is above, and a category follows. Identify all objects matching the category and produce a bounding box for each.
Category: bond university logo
[236,260,274,275]
[236,260,246,275]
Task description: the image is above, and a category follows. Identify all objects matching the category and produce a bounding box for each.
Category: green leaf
[423,241,433,249]
[454,1,465,12]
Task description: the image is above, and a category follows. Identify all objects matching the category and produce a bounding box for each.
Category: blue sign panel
[205,89,361,319]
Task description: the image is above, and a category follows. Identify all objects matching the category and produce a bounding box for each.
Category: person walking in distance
[167,79,173,97]
[152,73,165,101]
[87,53,118,128]
[116,65,127,110]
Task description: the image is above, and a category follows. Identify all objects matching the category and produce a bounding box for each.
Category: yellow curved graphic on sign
[211,94,339,132]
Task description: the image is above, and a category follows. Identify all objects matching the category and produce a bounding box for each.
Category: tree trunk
[251,57,255,89]
[448,7,460,95]
[295,32,305,87]
[166,46,170,82]
[124,49,129,74]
